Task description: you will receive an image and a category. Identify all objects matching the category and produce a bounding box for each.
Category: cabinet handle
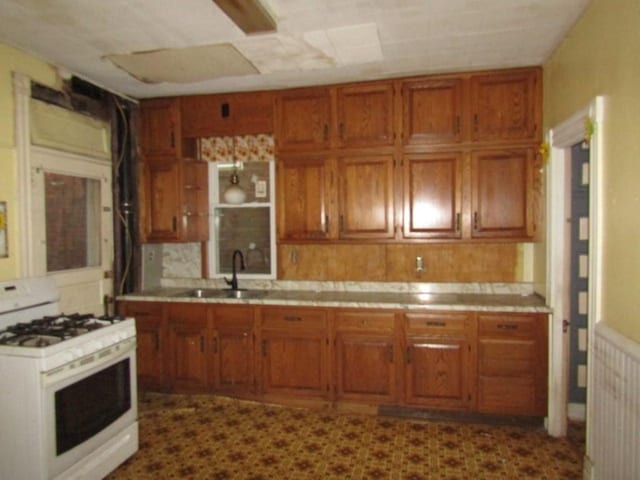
[497,324,519,330]
[284,316,302,322]
[473,114,479,131]
[455,213,461,232]
[200,336,205,352]
[172,216,177,232]
[426,321,446,327]
[388,346,394,363]
[170,130,175,148]
[154,332,160,351]
[406,346,413,364]
[323,124,329,141]
[473,212,479,230]
[323,215,329,234]
[262,340,268,356]
[339,215,345,233]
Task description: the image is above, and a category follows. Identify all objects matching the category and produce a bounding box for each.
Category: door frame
[546,96,604,438]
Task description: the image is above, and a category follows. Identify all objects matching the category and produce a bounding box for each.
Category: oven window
[55,359,131,455]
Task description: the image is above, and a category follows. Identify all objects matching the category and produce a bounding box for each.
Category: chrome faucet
[225,249,245,291]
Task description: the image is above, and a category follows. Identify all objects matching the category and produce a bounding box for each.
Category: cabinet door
[471,148,534,239]
[120,302,167,390]
[140,98,180,157]
[405,338,472,409]
[259,308,328,398]
[212,306,254,395]
[181,160,209,242]
[470,69,540,142]
[276,88,331,151]
[182,91,274,137]
[402,77,464,145]
[143,158,182,242]
[336,82,394,147]
[333,311,397,403]
[337,154,395,239]
[404,312,474,410]
[167,304,210,392]
[277,155,333,240]
[403,152,462,239]
[477,313,547,415]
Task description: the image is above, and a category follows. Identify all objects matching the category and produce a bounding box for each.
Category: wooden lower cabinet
[333,311,398,404]
[477,312,548,416]
[166,303,210,392]
[119,301,167,391]
[119,300,547,417]
[258,307,329,399]
[404,312,475,410]
[211,305,255,395]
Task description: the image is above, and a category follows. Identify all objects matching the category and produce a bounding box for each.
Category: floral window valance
[199,134,274,163]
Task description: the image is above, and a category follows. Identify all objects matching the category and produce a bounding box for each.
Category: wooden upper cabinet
[181,91,274,137]
[181,160,209,242]
[471,148,534,239]
[277,155,333,240]
[337,154,395,239]
[140,98,180,157]
[336,82,394,148]
[276,87,331,151]
[143,157,183,242]
[403,152,462,239]
[470,68,540,142]
[402,77,464,145]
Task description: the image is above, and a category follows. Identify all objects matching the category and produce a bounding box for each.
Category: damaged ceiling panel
[106,43,258,84]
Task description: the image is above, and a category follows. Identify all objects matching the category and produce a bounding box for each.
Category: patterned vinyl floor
[106,394,584,480]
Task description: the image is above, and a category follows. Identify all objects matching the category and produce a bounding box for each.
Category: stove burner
[0,313,125,347]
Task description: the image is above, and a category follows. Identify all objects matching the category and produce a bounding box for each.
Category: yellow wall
[543,0,640,341]
[0,44,58,280]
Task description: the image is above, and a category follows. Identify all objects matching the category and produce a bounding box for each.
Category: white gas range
[0,276,138,480]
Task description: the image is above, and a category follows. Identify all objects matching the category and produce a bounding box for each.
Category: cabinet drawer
[335,311,394,331]
[261,308,327,330]
[405,312,469,335]
[121,301,163,318]
[214,305,254,327]
[478,376,536,414]
[479,338,535,376]
[478,314,537,338]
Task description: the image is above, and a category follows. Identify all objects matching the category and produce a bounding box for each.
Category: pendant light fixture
[223,137,246,204]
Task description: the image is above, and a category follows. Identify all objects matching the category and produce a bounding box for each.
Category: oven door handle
[41,337,136,388]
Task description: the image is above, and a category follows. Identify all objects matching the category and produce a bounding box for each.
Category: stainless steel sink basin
[173,288,267,300]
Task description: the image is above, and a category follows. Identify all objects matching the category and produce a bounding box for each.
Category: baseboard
[568,402,586,421]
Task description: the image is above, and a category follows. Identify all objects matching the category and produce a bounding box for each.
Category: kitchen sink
[173,288,268,300]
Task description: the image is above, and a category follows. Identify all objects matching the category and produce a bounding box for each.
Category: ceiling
[0,0,591,100]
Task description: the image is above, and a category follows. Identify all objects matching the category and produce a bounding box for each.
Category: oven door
[42,338,138,479]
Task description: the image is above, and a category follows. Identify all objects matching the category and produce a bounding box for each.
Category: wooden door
[143,158,182,242]
[275,87,331,151]
[212,306,254,395]
[337,154,395,239]
[120,302,167,390]
[403,152,462,239]
[404,312,474,410]
[140,98,180,157]
[477,313,547,415]
[277,155,333,240]
[181,94,233,137]
[259,308,328,398]
[181,160,209,242]
[336,82,394,147]
[470,69,540,142]
[167,304,210,392]
[333,311,397,403]
[402,77,464,145]
[471,148,533,239]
